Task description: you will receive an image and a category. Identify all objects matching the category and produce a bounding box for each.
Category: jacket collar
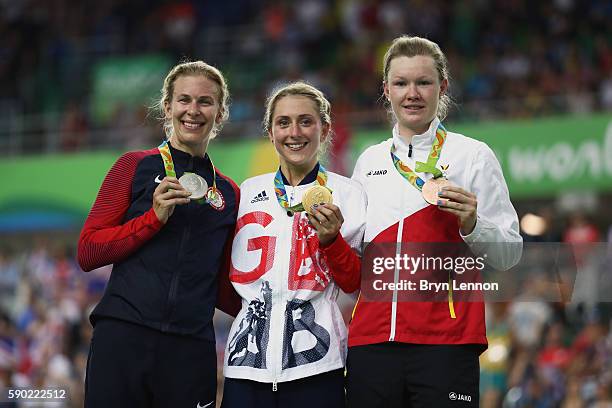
[166,141,213,174]
[392,117,440,156]
[279,162,320,186]
[168,141,211,164]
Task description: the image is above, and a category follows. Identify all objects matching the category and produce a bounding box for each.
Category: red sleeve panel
[216,223,242,317]
[78,151,163,272]
[215,168,242,316]
[320,233,361,293]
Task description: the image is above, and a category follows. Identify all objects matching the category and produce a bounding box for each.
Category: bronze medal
[422,177,452,205]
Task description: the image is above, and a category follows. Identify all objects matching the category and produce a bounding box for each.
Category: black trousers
[84,318,217,408]
[346,343,480,408]
[221,368,345,408]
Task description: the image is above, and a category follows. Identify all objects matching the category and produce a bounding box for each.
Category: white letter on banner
[508,147,543,182]
[605,122,612,176]
[575,141,601,178]
[546,143,574,182]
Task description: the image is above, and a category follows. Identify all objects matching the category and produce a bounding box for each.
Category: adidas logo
[366,169,387,177]
[251,190,270,203]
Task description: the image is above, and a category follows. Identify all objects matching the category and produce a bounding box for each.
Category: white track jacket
[224,169,366,384]
[348,118,522,347]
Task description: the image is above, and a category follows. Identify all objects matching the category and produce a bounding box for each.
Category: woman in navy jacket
[78,61,240,408]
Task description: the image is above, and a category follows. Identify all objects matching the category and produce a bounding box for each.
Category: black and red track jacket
[78,142,240,342]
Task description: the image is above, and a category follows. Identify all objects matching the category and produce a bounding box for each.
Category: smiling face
[268,95,329,178]
[384,55,448,138]
[164,74,223,156]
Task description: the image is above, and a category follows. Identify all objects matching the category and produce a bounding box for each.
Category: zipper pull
[408,144,413,158]
[272,381,278,392]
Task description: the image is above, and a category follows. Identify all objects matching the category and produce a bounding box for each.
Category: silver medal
[178,172,208,200]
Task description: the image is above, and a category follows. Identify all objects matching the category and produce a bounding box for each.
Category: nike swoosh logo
[154,175,163,183]
[197,401,214,408]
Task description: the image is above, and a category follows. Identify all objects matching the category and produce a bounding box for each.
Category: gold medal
[422,177,452,205]
[302,185,333,215]
[178,172,208,200]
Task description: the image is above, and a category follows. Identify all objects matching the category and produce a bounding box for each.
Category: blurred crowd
[1,0,611,153]
[0,211,611,407]
[0,238,108,407]
[1,0,612,406]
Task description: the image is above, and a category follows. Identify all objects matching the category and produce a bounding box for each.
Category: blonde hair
[263,81,334,154]
[383,35,453,120]
[155,60,230,139]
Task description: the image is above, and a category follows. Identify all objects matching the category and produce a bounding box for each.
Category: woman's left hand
[437,186,478,235]
[307,203,344,246]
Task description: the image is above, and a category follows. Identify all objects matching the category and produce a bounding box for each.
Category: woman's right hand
[153,177,191,224]
[307,203,344,246]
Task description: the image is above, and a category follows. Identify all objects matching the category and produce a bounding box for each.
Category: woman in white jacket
[346,36,523,408]
[221,82,365,408]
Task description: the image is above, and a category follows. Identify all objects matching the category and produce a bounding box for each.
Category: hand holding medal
[421,177,452,205]
[418,161,478,234]
[153,176,192,224]
[303,185,342,245]
[307,202,344,246]
[436,185,478,235]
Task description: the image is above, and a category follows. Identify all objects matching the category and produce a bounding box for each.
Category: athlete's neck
[168,136,209,158]
[280,161,317,186]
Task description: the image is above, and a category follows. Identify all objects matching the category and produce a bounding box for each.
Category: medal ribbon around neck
[390,123,448,191]
[158,141,219,205]
[274,164,330,213]
[389,127,456,319]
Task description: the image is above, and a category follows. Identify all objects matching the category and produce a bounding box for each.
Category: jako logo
[449,392,471,402]
[366,169,387,177]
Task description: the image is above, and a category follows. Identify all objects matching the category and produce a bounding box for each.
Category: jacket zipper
[271,275,282,391]
[389,216,404,341]
[272,209,294,391]
[163,157,196,331]
[162,208,191,331]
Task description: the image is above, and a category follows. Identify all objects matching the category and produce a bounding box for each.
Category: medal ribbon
[389,128,456,319]
[274,164,329,213]
[448,272,456,319]
[158,141,177,178]
[158,141,218,204]
[390,123,448,191]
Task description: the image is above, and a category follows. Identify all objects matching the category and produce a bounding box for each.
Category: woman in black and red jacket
[78,61,240,408]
